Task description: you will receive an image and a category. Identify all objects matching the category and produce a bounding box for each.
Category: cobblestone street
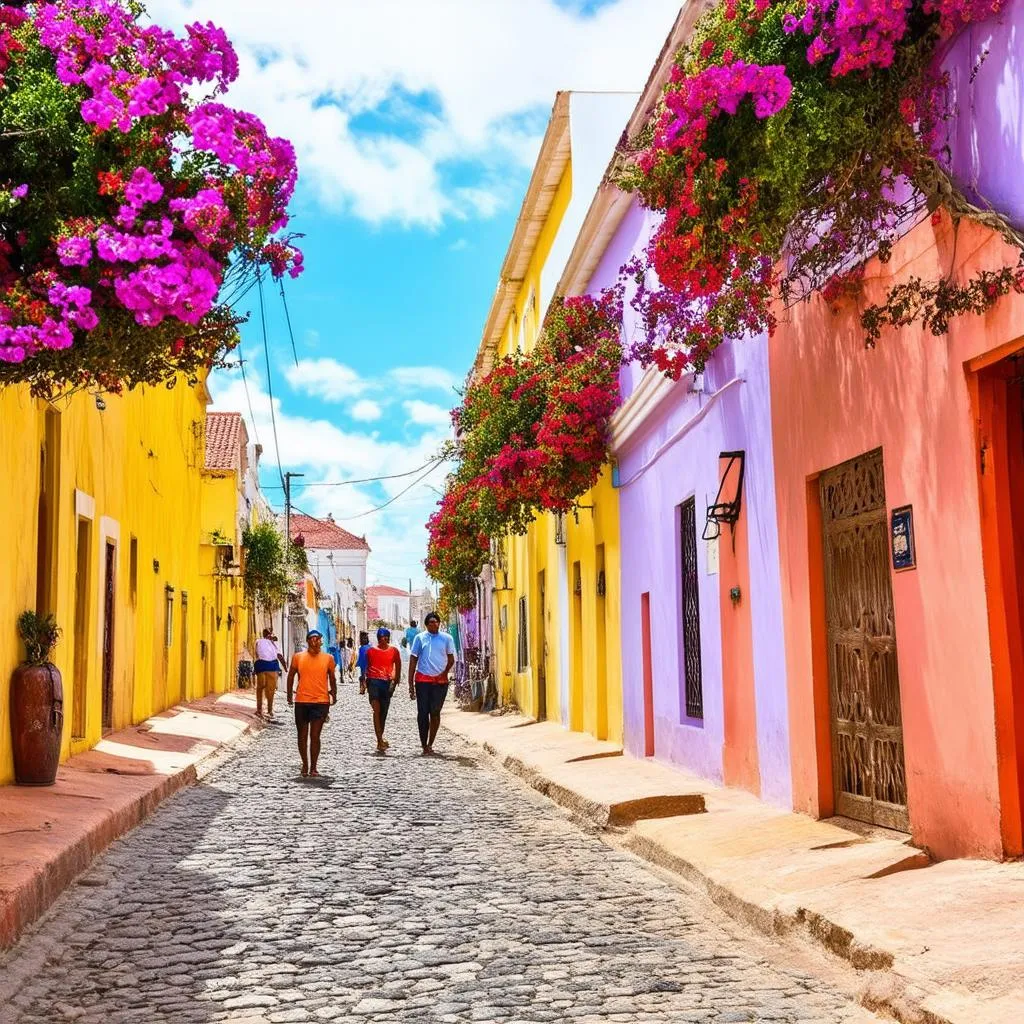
[1,686,880,1024]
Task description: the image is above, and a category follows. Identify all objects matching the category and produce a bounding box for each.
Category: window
[129,537,138,606]
[680,497,704,719]
[516,595,529,672]
[165,585,175,648]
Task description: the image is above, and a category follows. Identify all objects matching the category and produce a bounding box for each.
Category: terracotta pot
[10,662,63,786]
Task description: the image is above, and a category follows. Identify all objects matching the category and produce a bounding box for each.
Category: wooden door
[537,570,547,721]
[820,449,909,831]
[101,541,115,731]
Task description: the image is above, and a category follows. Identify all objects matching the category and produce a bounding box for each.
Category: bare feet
[377,742,387,753]
[309,769,321,777]
[382,739,390,749]
[300,766,308,777]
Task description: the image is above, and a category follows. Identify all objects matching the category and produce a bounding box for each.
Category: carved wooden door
[820,449,909,831]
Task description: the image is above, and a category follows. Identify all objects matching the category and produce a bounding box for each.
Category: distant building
[365,585,411,629]
[289,513,370,642]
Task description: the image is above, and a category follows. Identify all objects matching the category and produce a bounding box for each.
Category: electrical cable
[236,351,261,448]
[257,269,285,489]
[260,456,445,490]
[279,277,300,368]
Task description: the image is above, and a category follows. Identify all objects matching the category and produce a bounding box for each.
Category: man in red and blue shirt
[360,627,401,753]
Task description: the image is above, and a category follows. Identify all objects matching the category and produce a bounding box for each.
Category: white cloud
[210,366,449,585]
[404,400,452,428]
[448,238,470,252]
[351,399,383,422]
[146,0,681,226]
[388,366,458,393]
[285,358,366,400]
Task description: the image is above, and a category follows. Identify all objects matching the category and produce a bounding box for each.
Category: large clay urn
[10,613,64,786]
[10,662,63,785]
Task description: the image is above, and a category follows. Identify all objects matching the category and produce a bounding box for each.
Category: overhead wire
[257,269,285,489]
[279,277,300,367]
[260,456,446,490]
[287,460,442,526]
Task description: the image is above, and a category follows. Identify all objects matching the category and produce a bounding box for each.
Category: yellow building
[472,91,635,744]
[0,379,252,784]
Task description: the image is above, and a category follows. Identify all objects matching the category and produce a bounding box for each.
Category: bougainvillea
[426,289,623,610]
[0,0,301,395]
[620,0,1014,378]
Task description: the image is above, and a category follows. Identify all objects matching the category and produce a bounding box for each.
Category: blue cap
[377,627,391,638]
[306,629,322,640]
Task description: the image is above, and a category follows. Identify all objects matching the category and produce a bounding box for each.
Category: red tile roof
[205,412,244,471]
[289,513,370,552]
[366,584,410,598]
[366,601,380,622]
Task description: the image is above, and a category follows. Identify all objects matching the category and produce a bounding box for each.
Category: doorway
[72,518,92,739]
[975,354,1024,854]
[819,448,908,831]
[101,541,115,731]
[536,570,547,721]
[570,561,583,732]
[595,545,608,741]
[641,592,655,757]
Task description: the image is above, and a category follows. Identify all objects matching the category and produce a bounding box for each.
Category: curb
[0,703,261,953]
[450,719,978,1024]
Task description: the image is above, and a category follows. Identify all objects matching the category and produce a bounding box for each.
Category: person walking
[404,620,419,649]
[286,629,337,778]
[356,631,371,680]
[346,637,358,682]
[253,628,285,721]
[361,627,401,754]
[408,612,455,756]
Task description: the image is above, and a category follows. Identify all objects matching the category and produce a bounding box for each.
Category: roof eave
[470,91,572,383]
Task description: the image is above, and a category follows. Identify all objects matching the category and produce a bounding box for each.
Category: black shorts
[294,702,330,726]
[366,679,394,703]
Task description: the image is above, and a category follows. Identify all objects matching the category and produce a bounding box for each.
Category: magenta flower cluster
[0,0,302,374]
[785,0,1006,76]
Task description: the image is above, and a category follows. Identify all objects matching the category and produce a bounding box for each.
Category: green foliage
[242,521,304,616]
[17,610,61,665]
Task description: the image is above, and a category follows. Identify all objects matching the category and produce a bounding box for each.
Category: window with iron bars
[680,497,704,719]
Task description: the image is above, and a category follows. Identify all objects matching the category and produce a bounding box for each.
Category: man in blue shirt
[408,612,456,755]
[403,620,420,649]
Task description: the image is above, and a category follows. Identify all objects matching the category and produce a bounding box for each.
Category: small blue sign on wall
[891,505,916,571]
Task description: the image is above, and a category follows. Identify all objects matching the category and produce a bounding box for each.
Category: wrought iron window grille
[702,450,746,545]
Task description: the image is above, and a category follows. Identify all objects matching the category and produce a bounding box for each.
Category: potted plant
[10,611,64,785]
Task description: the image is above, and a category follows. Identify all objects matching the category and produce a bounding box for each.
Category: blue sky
[149,0,681,588]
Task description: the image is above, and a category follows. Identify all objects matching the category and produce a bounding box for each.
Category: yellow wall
[0,378,246,783]
[486,157,623,744]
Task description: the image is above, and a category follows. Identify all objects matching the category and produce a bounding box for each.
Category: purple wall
[942,0,1024,228]
[588,199,793,807]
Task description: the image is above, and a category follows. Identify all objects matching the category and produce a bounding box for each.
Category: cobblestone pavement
[1,686,881,1024]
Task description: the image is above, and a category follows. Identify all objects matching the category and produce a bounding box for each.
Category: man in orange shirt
[360,627,401,754]
[286,629,337,777]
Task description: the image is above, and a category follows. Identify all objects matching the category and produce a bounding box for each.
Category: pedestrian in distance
[361,627,401,754]
[408,611,455,756]
[286,629,337,778]
[346,636,358,682]
[253,628,286,721]
[404,620,419,649]
[356,631,371,680]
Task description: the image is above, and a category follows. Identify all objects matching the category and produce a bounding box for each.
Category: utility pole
[282,471,304,658]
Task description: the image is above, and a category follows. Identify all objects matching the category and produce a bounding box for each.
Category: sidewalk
[442,708,1024,1024]
[0,689,262,953]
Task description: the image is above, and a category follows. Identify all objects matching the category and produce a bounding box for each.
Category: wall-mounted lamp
[153,559,160,574]
[703,450,746,543]
[596,570,606,598]
[729,586,742,605]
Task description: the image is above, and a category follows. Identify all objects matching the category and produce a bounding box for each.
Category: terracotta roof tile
[289,512,370,552]
[366,584,410,598]
[205,412,242,471]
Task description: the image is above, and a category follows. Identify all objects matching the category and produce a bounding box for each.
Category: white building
[366,584,411,630]
[289,513,371,639]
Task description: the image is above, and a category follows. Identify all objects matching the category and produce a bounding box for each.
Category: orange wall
[770,214,1024,860]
